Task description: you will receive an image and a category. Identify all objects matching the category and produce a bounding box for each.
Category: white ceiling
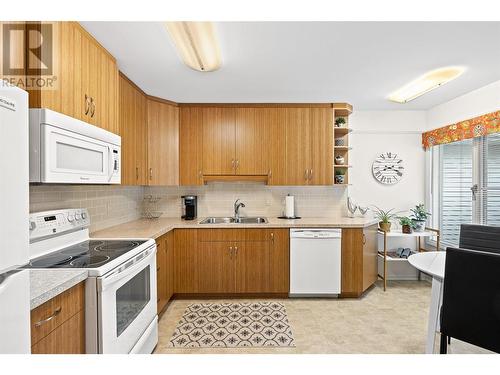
[81,22,500,110]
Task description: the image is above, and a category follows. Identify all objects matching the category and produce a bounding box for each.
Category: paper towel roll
[285,195,295,218]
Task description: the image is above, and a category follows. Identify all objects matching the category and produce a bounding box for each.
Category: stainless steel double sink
[199,217,268,224]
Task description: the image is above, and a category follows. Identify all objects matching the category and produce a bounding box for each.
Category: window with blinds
[482,133,500,225]
[431,133,500,248]
[439,139,473,247]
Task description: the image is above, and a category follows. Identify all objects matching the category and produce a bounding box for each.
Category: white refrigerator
[0,83,30,353]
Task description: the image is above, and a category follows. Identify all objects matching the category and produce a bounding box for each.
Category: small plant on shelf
[335,117,346,128]
[398,216,416,234]
[372,206,399,232]
[410,204,431,232]
[335,169,346,184]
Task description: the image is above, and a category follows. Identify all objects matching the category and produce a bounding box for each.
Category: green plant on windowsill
[398,216,416,234]
[372,206,399,232]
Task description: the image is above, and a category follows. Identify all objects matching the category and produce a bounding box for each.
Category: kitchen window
[428,133,500,248]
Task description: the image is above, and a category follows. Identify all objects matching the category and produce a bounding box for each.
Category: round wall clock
[372,152,404,185]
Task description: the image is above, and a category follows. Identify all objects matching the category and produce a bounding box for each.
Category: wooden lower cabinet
[30,282,85,354]
[174,228,289,295]
[340,224,378,297]
[156,231,174,314]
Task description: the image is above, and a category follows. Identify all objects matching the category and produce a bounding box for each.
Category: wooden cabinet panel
[234,241,270,293]
[147,98,179,185]
[269,229,290,293]
[197,241,235,293]
[27,22,118,134]
[156,235,168,314]
[31,311,85,354]
[262,108,287,185]
[119,73,147,185]
[165,230,174,302]
[174,229,199,293]
[202,107,235,175]
[198,228,245,242]
[285,108,311,185]
[235,108,268,175]
[341,226,378,297]
[30,282,85,354]
[179,106,203,185]
[31,282,85,345]
[362,224,378,291]
[310,108,333,185]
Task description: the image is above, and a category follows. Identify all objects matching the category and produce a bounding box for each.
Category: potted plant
[335,169,346,184]
[398,216,415,234]
[372,206,399,232]
[335,117,346,128]
[410,204,431,232]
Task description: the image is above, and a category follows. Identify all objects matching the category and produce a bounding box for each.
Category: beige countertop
[30,269,88,310]
[91,216,379,240]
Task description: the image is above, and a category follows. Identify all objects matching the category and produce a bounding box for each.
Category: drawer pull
[34,307,61,327]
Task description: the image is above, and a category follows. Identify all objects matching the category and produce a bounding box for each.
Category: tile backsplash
[29,183,348,232]
[145,183,348,219]
[29,185,144,232]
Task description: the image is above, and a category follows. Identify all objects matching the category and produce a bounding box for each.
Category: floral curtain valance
[422,110,500,149]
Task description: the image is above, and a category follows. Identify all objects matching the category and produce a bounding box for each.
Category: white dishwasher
[290,228,341,296]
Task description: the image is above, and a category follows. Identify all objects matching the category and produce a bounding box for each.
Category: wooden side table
[377,227,440,291]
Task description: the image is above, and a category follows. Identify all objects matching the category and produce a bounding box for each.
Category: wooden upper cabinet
[261,108,287,185]
[119,73,147,185]
[285,108,311,185]
[235,108,269,175]
[27,22,119,135]
[147,98,179,186]
[179,106,203,185]
[309,107,333,185]
[202,107,235,175]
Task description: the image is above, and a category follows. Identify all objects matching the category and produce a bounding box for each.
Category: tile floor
[154,280,490,354]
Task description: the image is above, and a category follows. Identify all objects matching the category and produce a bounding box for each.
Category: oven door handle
[107,146,114,182]
[99,247,156,291]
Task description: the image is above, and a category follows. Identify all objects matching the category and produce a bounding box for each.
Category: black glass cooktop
[26,240,147,269]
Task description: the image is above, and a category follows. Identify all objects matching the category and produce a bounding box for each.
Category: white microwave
[29,109,121,184]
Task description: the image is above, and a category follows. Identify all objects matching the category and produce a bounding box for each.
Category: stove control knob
[68,214,75,222]
[29,221,36,231]
[81,212,87,220]
[75,213,82,221]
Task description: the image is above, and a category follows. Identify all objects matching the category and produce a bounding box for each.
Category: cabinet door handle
[149,168,153,180]
[229,246,233,259]
[234,246,238,256]
[304,169,308,180]
[362,234,366,245]
[231,159,235,171]
[235,159,239,170]
[136,167,139,180]
[268,169,272,179]
[270,232,274,244]
[84,94,90,115]
[34,307,61,327]
[309,169,313,180]
[90,97,96,117]
[198,170,203,178]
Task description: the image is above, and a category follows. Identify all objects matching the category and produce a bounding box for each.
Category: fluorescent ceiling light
[388,66,466,103]
[165,22,221,72]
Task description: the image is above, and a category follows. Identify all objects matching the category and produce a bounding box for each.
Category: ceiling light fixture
[165,22,221,72]
[388,66,466,104]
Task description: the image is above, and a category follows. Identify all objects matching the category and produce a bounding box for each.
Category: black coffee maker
[181,195,197,220]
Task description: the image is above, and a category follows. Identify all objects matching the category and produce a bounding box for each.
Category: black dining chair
[439,246,500,354]
[459,224,500,253]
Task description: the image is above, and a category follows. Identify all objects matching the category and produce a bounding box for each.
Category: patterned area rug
[169,302,295,348]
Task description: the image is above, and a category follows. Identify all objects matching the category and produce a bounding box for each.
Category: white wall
[349,110,427,215]
[426,79,500,130]
[349,110,427,280]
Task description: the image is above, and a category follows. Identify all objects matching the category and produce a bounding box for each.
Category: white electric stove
[25,208,158,354]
